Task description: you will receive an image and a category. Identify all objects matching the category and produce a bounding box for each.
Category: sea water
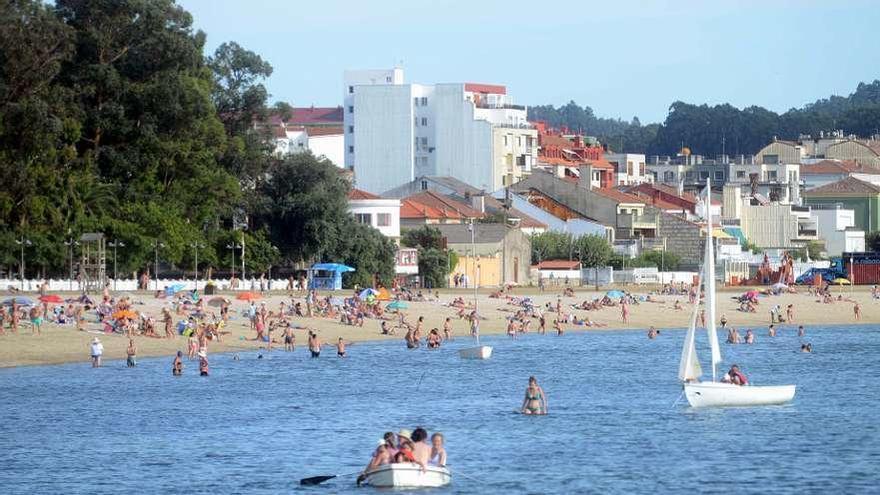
[0,325,878,494]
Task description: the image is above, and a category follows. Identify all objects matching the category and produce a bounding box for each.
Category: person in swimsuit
[198,351,209,376]
[308,332,321,358]
[335,337,349,357]
[283,326,295,351]
[29,306,42,335]
[521,376,547,415]
[126,339,137,367]
[429,433,447,467]
[443,318,453,341]
[172,351,184,376]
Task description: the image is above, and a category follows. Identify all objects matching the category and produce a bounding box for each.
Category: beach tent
[308,263,355,291]
[376,287,392,301]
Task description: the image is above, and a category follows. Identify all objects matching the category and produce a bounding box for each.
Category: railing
[798,229,818,237]
[475,103,526,111]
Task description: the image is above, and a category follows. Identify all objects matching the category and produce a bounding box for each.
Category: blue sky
[179,0,880,123]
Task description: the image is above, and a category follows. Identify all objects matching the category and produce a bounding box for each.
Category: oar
[299,470,361,486]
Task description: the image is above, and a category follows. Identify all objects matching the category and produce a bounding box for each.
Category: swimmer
[126,339,137,368]
[172,351,183,376]
[521,376,547,415]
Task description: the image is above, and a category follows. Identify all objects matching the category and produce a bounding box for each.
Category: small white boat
[459,345,492,359]
[684,381,796,408]
[362,463,451,488]
[678,178,796,408]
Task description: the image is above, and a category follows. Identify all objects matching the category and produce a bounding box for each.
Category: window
[685,171,695,180]
[385,76,392,83]
[348,105,353,113]
[414,117,418,127]
[714,171,724,181]
[736,170,746,179]
[517,136,522,147]
[348,125,354,133]
[414,137,420,151]
[377,213,391,227]
[420,137,428,146]
[354,213,371,225]
[768,170,778,180]
[421,117,427,126]
[699,171,710,180]
[413,97,419,106]
[503,135,509,146]
[348,85,354,94]
[420,180,428,191]
[348,145,354,153]
[664,171,675,182]
[420,97,428,106]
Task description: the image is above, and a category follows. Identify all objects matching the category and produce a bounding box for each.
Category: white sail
[678,276,703,382]
[703,178,722,380]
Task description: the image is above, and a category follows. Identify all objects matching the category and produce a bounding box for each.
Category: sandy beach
[0,285,874,368]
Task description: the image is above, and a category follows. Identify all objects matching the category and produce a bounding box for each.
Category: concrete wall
[432,84,495,190]
[446,229,531,285]
[805,196,880,231]
[510,173,620,227]
[348,199,401,238]
[755,141,802,165]
[657,211,703,268]
[352,85,415,193]
[308,134,344,167]
[739,203,801,248]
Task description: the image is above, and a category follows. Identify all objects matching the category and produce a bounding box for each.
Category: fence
[0,278,294,293]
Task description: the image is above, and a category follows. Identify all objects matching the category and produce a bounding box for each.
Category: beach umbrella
[606,290,625,299]
[39,295,64,303]
[207,297,229,307]
[112,309,138,320]
[165,284,186,295]
[358,288,379,299]
[386,301,408,310]
[237,292,261,301]
[2,296,35,307]
[832,278,851,285]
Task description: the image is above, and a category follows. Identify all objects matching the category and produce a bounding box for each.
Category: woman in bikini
[521,376,547,415]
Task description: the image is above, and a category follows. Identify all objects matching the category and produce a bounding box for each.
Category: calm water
[1,325,879,494]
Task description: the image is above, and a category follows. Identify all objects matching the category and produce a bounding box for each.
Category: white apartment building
[604,153,651,185]
[343,68,537,194]
[810,205,865,257]
[273,127,344,167]
[348,189,401,240]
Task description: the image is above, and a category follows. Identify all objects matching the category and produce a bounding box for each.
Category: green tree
[575,234,613,290]
[401,226,456,288]
[334,219,396,289]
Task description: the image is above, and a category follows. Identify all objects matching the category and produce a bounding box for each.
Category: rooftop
[349,188,382,200]
[801,160,879,175]
[805,176,880,195]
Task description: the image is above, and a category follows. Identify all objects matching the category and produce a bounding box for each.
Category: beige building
[738,200,818,249]
[825,139,880,168]
[755,133,880,168]
[492,127,538,189]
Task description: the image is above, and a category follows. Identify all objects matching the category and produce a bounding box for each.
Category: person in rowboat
[521,376,547,415]
[357,440,392,486]
[429,433,447,467]
[411,428,432,466]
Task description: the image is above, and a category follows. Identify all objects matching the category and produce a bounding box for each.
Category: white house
[604,152,652,186]
[348,188,401,240]
[273,126,344,167]
[810,205,866,257]
[344,68,537,194]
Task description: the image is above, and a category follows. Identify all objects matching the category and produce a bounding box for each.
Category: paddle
[299,470,361,486]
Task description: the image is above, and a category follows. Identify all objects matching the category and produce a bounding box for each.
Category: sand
[0,285,874,368]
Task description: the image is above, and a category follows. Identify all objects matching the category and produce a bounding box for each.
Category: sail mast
[704,178,722,381]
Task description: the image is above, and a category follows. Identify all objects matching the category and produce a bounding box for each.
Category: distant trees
[528,80,880,156]
[401,226,458,288]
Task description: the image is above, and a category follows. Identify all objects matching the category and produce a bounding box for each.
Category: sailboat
[678,178,796,408]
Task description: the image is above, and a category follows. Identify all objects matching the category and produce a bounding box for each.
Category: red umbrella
[39,295,64,303]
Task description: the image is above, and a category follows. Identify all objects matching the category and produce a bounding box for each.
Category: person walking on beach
[521,376,548,415]
[126,339,137,367]
[162,307,174,339]
[786,304,795,323]
[621,300,630,323]
[90,337,104,368]
[172,351,184,376]
[854,302,861,321]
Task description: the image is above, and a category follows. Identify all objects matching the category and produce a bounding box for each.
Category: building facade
[344,68,537,194]
[347,189,402,239]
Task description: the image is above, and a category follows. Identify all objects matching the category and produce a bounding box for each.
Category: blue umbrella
[359,288,379,299]
[165,284,186,295]
[2,296,35,306]
[386,301,409,310]
[606,290,625,299]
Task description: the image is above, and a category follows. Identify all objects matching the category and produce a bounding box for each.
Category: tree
[530,231,574,264]
[333,219,396,289]
[575,235,613,290]
[867,231,880,252]
[401,226,456,288]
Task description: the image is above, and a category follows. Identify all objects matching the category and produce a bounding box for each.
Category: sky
[178,0,880,123]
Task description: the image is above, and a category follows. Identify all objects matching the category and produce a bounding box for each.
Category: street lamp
[14,237,32,290]
[153,240,165,291]
[226,243,241,280]
[108,241,125,291]
[468,220,477,307]
[190,243,205,285]
[64,238,79,291]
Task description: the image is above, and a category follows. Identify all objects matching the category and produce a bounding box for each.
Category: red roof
[289,107,344,125]
[801,160,871,175]
[349,188,382,200]
[400,199,461,220]
[535,260,580,270]
[405,191,484,218]
[593,187,646,204]
[464,83,506,95]
[308,126,344,137]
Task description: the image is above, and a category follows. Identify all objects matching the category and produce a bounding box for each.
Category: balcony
[475,103,526,111]
[618,213,659,230]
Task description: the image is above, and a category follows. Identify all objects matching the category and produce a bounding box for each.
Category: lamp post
[190,243,205,286]
[226,243,241,280]
[64,238,79,291]
[468,220,477,307]
[153,240,165,291]
[14,237,32,290]
[108,241,124,291]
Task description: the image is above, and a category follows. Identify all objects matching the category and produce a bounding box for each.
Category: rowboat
[458,345,492,359]
[362,463,451,488]
[678,178,796,408]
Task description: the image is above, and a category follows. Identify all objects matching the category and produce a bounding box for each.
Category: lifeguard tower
[79,233,107,292]
[308,263,354,290]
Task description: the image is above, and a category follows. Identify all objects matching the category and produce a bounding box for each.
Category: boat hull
[459,345,492,359]
[684,381,796,408]
[363,463,451,488]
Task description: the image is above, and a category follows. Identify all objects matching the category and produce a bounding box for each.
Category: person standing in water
[126,339,137,368]
[198,351,209,376]
[172,351,184,376]
[521,376,547,415]
[443,317,453,341]
[308,331,321,358]
[90,337,103,368]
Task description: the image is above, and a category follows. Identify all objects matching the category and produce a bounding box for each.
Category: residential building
[288,106,344,128]
[755,131,880,168]
[604,152,652,186]
[344,68,537,194]
[530,122,616,188]
[347,189,401,239]
[801,160,880,189]
[804,176,880,231]
[435,223,531,286]
[810,205,865,257]
[737,200,818,249]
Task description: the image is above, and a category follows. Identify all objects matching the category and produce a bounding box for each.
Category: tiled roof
[805,176,880,195]
[289,107,344,125]
[801,160,865,175]
[593,187,646,205]
[405,191,484,218]
[400,199,460,220]
[349,188,382,200]
[464,83,506,95]
[308,126,344,137]
[535,260,580,270]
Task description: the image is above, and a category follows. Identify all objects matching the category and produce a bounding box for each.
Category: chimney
[573,135,583,148]
[471,193,486,213]
[578,164,594,190]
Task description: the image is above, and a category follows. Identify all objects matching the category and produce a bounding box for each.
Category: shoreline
[0,286,873,368]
